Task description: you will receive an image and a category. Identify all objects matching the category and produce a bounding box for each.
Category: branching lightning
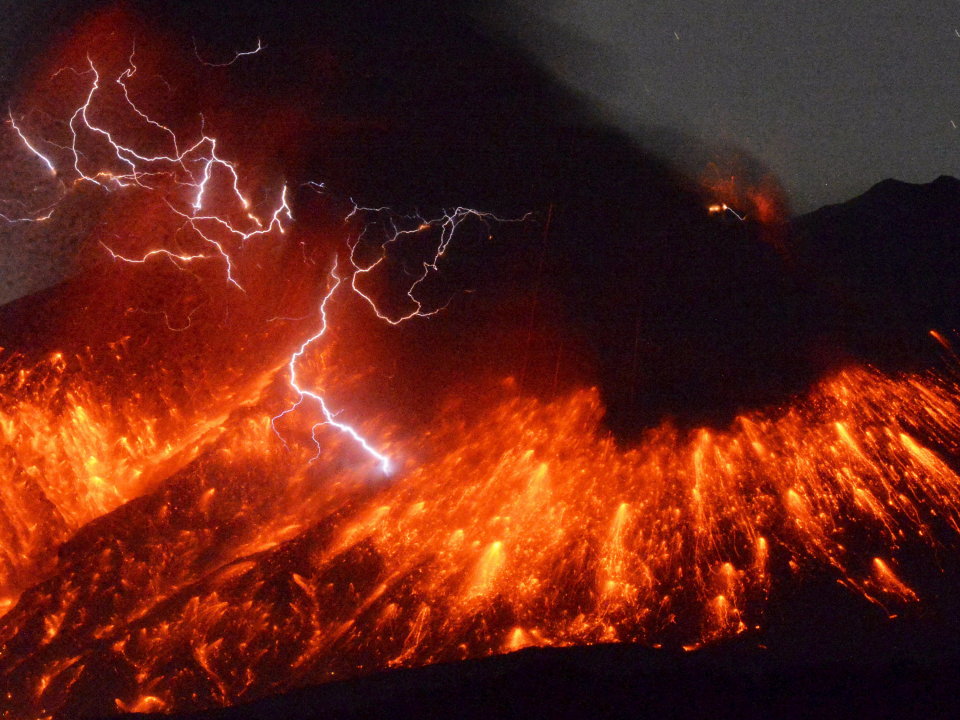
[270,203,532,473]
[193,37,265,67]
[271,260,392,475]
[3,48,292,290]
[347,203,532,324]
[4,42,529,478]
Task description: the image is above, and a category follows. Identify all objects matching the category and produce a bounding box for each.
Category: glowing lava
[3,361,960,717]
[2,29,960,720]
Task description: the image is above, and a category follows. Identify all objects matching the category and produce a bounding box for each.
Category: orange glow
[2,15,960,719]
[4,357,960,715]
[699,157,791,233]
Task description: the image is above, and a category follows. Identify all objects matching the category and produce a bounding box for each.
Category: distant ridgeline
[791,175,960,376]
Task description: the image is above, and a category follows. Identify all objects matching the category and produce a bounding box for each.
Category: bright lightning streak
[300,181,325,195]
[7,111,57,175]
[5,41,530,479]
[99,241,210,266]
[0,205,57,224]
[272,261,392,475]
[6,43,384,473]
[167,185,292,243]
[348,204,531,324]
[193,37,265,67]
[4,50,291,286]
[99,240,239,290]
[162,186,292,290]
[117,45,181,159]
[64,55,258,213]
[268,203,531,470]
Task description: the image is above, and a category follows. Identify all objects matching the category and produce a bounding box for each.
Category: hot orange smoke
[1,8,959,720]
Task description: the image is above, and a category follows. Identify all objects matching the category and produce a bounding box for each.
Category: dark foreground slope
[151,652,959,720]
[152,614,960,720]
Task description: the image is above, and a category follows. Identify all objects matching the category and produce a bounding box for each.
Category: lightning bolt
[347,203,532,324]
[193,37,265,67]
[5,40,532,477]
[271,259,392,475]
[3,48,292,288]
[269,203,532,472]
[3,111,63,222]
[6,110,57,176]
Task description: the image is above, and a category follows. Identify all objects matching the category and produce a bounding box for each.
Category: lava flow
[5,355,960,717]
[2,28,960,720]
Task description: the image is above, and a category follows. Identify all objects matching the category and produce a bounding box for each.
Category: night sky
[0,1,957,304]
[2,0,957,215]
[0,0,955,418]
[489,0,960,212]
[1,4,960,717]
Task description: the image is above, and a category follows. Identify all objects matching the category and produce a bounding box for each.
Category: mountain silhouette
[1,3,960,718]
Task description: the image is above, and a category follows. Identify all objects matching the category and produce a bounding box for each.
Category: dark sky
[1,0,956,213]
[489,0,960,212]
[0,0,957,305]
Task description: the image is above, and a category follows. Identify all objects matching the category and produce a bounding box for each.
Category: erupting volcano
[1,3,960,718]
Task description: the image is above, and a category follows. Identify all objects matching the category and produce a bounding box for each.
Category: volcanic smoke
[0,15,959,720]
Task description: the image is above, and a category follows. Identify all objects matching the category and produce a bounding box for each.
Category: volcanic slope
[1,180,960,718]
[1,2,960,718]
